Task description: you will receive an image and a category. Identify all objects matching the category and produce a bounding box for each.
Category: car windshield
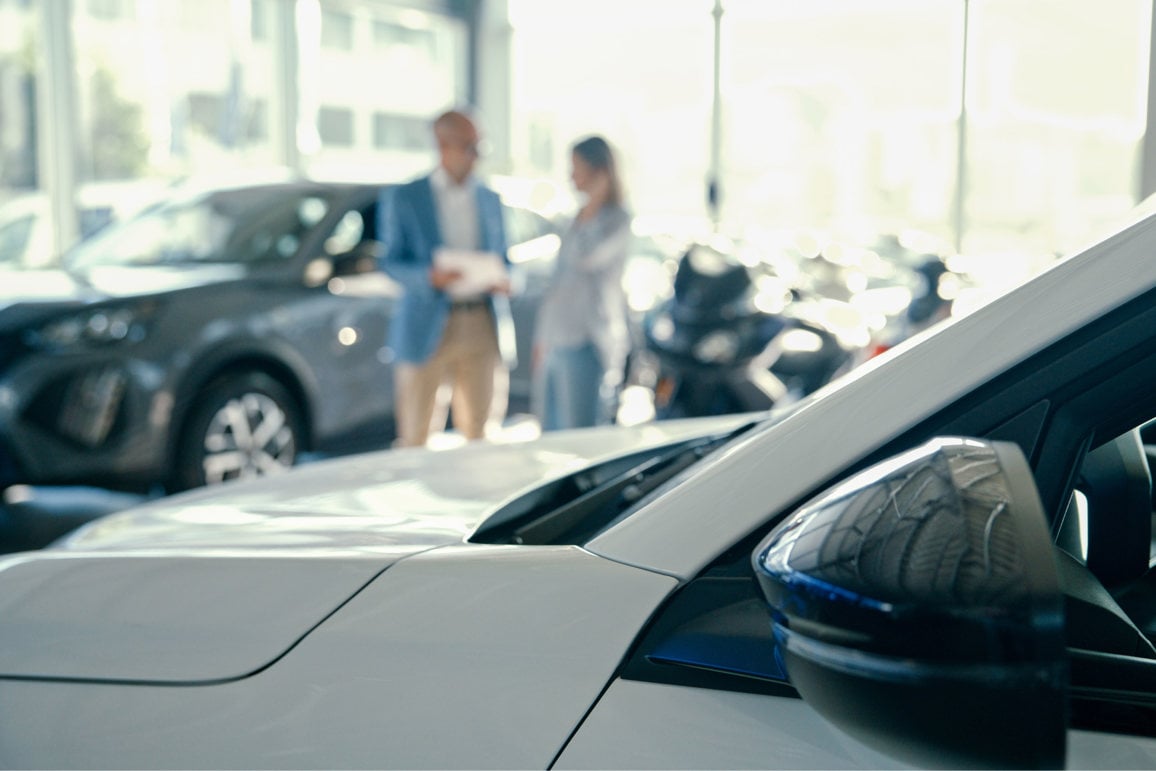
[65,186,334,271]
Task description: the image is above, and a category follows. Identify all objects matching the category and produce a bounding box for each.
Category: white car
[3,202,1156,769]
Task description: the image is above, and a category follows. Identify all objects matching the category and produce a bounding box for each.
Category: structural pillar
[1138,0,1156,200]
[34,0,79,260]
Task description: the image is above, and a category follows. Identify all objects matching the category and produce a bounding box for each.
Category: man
[378,109,515,448]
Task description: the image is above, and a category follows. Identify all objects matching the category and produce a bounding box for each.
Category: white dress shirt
[430,166,480,251]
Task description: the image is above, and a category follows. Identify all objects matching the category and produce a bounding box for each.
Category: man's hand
[430,266,463,290]
[489,277,512,296]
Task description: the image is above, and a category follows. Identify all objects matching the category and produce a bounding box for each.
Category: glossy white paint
[59,414,746,554]
[0,545,676,769]
[588,209,1156,579]
[555,680,1156,770]
[0,553,392,682]
[1069,731,1156,769]
[555,680,904,770]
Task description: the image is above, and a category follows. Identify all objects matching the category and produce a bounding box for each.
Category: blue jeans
[541,342,606,431]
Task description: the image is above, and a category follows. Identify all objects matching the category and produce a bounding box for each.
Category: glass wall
[307,1,467,181]
[71,0,277,183]
[508,0,715,224]
[0,0,36,198]
[722,1,963,243]
[3,0,469,267]
[508,0,1153,263]
[965,0,1150,258]
[0,0,40,267]
[6,0,1155,269]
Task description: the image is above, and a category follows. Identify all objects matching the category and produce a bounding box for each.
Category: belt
[451,298,489,312]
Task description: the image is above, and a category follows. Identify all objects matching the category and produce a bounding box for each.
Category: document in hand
[433,248,509,298]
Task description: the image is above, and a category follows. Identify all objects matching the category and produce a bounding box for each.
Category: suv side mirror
[331,240,383,278]
[753,437,1065,769]
[304,241,383,288]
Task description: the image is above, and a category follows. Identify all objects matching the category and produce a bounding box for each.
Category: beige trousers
[393,305,502,447]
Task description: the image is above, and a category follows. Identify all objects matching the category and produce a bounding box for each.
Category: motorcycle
[635,240,862,420]
[857,251,961,361]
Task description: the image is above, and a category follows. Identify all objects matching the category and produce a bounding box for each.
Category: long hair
[572,135,623,207]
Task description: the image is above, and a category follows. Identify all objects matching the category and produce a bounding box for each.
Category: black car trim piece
[1069,648,1156,737]
[616,575,798,699]
[471,420,759,547]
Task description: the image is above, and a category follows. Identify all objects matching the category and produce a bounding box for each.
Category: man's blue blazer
[377,174,517,367]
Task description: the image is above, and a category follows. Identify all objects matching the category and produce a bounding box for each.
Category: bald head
[433,110,480,183]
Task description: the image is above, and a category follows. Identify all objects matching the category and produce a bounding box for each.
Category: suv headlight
[27,303,155,350]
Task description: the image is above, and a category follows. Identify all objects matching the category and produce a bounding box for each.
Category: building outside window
[321,8,354,50]
[508,0,1152,263]
[319,106,355,147]
[373,112,430,152]
[0,0,35,198]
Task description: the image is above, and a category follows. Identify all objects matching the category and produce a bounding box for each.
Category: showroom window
[508,0,1153,262]
[319,106,355,147]
[321,8,354,50]
[509,0,714,221]
[250,0,269,41]
[307,2,466,181]
[721,0,963,244]
[86,0,133,22]
[71,0,278,184]
[963,0,1150,257]
[0,0,35,196]
[373,112,429,152]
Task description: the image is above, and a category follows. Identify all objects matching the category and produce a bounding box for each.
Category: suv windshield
[65,187,333,271]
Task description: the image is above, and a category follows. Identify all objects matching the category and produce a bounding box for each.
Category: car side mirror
[331,240,383,278]
[753,437,1066,769]
[304,241,383,288]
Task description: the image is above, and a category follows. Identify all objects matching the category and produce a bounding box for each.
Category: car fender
[0,544,677,769]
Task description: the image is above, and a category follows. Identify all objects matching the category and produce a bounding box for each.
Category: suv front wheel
[172,371,304,491]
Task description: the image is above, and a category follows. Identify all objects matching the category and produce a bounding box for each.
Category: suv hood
[0,265,247,323]
[0,417,747,686]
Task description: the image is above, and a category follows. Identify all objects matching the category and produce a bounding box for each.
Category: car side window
[233,194,331,263]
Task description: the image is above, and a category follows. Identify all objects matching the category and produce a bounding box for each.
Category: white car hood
[0,416,747,686]
[57,415,750,554]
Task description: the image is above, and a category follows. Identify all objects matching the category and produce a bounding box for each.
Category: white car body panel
[0,415,738,682]
[60,414,747,554]
[0,545,675,769]
[0,553,391,682]
[555,679,904,769]
[556,681,1156,770]
[589,210,1156,579]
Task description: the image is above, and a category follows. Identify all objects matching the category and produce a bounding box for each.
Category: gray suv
[0,179,555,492]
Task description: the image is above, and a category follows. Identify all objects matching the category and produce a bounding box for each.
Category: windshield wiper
[471,420,759,546]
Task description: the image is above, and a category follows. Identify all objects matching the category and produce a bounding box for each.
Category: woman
[534,135,633,431]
